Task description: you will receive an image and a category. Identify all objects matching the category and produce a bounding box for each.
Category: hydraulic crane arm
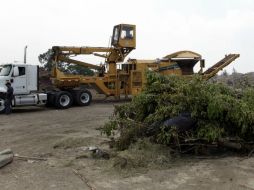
[50,24,136,66]
[52,46,134,64]
[39,24,136,78]
[56,55,102,70]
[52,46,112,55]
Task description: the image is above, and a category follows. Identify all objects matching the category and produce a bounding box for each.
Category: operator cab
[111,24,136,49]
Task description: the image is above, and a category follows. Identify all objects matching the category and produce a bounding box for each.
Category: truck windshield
[0,65,12,76]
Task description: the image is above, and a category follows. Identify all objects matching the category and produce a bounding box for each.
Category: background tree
[38,51,94,76]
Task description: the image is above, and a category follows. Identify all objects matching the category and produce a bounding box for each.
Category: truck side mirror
[13,66,19,77]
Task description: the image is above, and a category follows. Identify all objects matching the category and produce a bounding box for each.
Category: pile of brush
[102,72,254,155]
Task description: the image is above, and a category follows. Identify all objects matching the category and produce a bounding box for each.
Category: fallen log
[218,139,242,150]
[0,149,14,168]
[0,149,13,155]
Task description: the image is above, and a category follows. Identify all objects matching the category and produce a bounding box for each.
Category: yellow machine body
[45,24,239,99]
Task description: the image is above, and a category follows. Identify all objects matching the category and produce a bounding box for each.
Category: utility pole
[24,45,28,64]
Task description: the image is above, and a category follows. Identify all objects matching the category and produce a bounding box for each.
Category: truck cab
[0,63,47,113]
[0,63,38,95]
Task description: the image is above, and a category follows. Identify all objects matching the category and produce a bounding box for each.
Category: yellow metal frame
[48,24,239,99]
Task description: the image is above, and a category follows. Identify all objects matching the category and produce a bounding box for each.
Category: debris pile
[102,72,254,154]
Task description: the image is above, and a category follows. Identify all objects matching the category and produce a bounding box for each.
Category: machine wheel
[0,95,6,113]
[55,91,73,109]
[73,90,92,106]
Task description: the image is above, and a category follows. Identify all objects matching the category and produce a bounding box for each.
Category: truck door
[12,66,27,94]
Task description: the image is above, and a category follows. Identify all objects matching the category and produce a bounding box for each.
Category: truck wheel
[55,91,73,109]
[74,90,92,106]
[0,96,6,113]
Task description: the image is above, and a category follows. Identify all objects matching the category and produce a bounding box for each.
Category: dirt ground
[0,102,254,190]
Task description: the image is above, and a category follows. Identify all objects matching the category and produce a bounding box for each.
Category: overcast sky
[0,0,253,73]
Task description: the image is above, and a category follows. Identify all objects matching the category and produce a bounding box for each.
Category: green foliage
[65,64,94,76]
[102,72,254,150]
[157,126,178,145]
[243,88,254,107]
[197,123,224,142]
[101,120,118,137]
[38,50,54,71]
[38,50,94,76]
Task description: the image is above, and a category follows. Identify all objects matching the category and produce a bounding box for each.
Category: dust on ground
[0,102,254,190]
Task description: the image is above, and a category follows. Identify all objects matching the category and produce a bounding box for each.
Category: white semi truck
[0,63,92,113]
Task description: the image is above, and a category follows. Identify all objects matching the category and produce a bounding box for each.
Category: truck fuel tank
[14,93,47,106]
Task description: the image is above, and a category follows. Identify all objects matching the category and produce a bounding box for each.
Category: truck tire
[55,91,73,109]
[73,90,92,106]
[0,95,6,113]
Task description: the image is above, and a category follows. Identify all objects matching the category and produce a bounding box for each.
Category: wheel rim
[59,95,70,107]
[0,98,5,111]
[80,92,90,104]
